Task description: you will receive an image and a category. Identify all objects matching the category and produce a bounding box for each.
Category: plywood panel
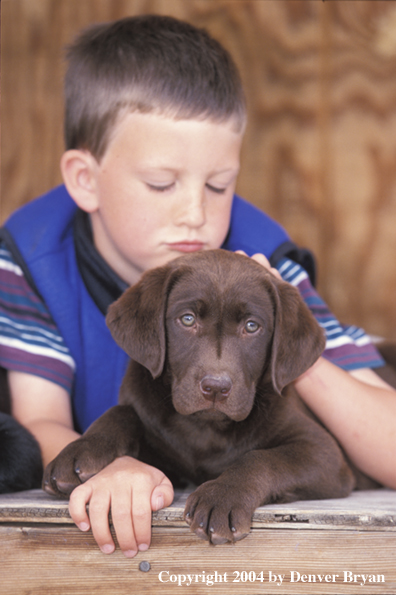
[1,0,396,337]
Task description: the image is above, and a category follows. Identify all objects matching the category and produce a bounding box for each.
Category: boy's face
[88,112,243,285]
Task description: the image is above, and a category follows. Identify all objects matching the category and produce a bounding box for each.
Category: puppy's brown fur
[44,250,356,544]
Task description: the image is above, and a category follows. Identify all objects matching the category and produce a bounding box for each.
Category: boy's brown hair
[64,14,246,160]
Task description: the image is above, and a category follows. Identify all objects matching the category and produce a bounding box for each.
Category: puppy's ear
[106,265,180,378]
[268,277,326,395]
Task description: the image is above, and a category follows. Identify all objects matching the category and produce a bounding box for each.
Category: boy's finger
[110,489,139,558]
[85,490,115,555]
[69,483,92,532]
[235,250,282,279]
[130,490,155,554]
[251,252,271,268]
[251,253,282,279]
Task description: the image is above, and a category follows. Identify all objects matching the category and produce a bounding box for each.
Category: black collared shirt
[73,209,128,315]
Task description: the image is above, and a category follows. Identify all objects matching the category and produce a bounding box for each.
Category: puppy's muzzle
[200,374,233,403]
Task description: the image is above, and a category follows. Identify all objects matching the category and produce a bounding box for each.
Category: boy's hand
[235,250,282,280]
[68,456,173,557]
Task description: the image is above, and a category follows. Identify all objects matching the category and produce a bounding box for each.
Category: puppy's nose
[200,374,232,401]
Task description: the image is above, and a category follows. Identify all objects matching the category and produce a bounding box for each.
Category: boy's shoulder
[1,185,79,306]
[5,185,76,244]
[3,185,77,271]
[224,195,289,256]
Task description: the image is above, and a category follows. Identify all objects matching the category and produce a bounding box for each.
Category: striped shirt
[276,258,383,370]
[0,243,75,392]
[0,241,383,394]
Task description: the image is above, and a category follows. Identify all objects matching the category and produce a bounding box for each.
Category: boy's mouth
[168,242,205,253]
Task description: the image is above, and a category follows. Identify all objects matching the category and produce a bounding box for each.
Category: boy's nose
[175,194,206,228]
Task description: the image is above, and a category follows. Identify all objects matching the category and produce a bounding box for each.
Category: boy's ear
[60,150,100,213]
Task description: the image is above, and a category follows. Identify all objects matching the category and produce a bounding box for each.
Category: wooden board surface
[1,524,396,594]
[1,487,395,530]
[1,489,396,594]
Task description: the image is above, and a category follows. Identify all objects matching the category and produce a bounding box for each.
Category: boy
[1,15,395,558]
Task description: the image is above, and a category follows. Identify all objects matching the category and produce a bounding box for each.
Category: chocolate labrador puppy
[44,250,356,544]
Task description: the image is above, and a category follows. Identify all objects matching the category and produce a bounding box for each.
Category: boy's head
[61,15,246,286]
[64,14,246,160]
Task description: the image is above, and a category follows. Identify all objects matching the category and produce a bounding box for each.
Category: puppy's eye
[245,320,259,333]
[180,314,196,327]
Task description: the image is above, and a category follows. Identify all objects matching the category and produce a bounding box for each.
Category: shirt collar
[73,209,128,315]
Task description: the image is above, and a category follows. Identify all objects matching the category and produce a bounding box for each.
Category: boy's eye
[147,182,227,194]
[180,314,196,327]
[147,183,174,192]
[206,184,226,194]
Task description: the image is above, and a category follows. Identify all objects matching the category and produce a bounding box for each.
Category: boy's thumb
[151,479,174,511]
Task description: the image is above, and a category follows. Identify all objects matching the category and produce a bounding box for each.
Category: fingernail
[123,549,137,558]
[155,495,164,510]
[78,522,90,531]
[101,544,115,554]
[138,543,149,552]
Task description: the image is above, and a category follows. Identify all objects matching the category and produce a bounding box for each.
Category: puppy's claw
[184,512,192,525]
[210,531,230,545]
[230,529,249,542]
[55,480,79,495]
[42,479,57,496]
[194,527,210,541]
[208,526,227,544]
[76,469,96,483]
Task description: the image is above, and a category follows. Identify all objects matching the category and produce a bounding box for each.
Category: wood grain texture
[1,491,396,594]
[2,0,396,336]
[1,525,396,594]
[1,488,396,530]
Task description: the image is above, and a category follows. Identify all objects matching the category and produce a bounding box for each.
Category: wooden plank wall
[2,0,396,338]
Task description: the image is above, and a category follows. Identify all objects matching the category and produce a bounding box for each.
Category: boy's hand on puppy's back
[235,250,282,280]
[68,456,173,557]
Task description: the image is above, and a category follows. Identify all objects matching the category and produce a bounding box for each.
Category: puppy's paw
[43,436,117,497]
[184,479,254,544]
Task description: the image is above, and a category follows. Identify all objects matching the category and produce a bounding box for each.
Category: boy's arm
[294,359,396,489]
[2,245,173,556]
[248,252,396,489]
[9,370,80,466]
[272,254,396,488]
[9,369,173,557]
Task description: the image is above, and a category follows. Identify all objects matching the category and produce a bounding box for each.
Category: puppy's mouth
[172,398,253,423]
[190,409,231,422]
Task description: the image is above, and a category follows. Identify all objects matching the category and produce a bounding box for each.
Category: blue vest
[3,185,290,431]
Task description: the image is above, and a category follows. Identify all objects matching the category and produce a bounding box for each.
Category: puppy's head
[107,250,325,421]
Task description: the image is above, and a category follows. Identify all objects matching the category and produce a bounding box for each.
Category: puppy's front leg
[184,422,355,544]
[43,405,142,496]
